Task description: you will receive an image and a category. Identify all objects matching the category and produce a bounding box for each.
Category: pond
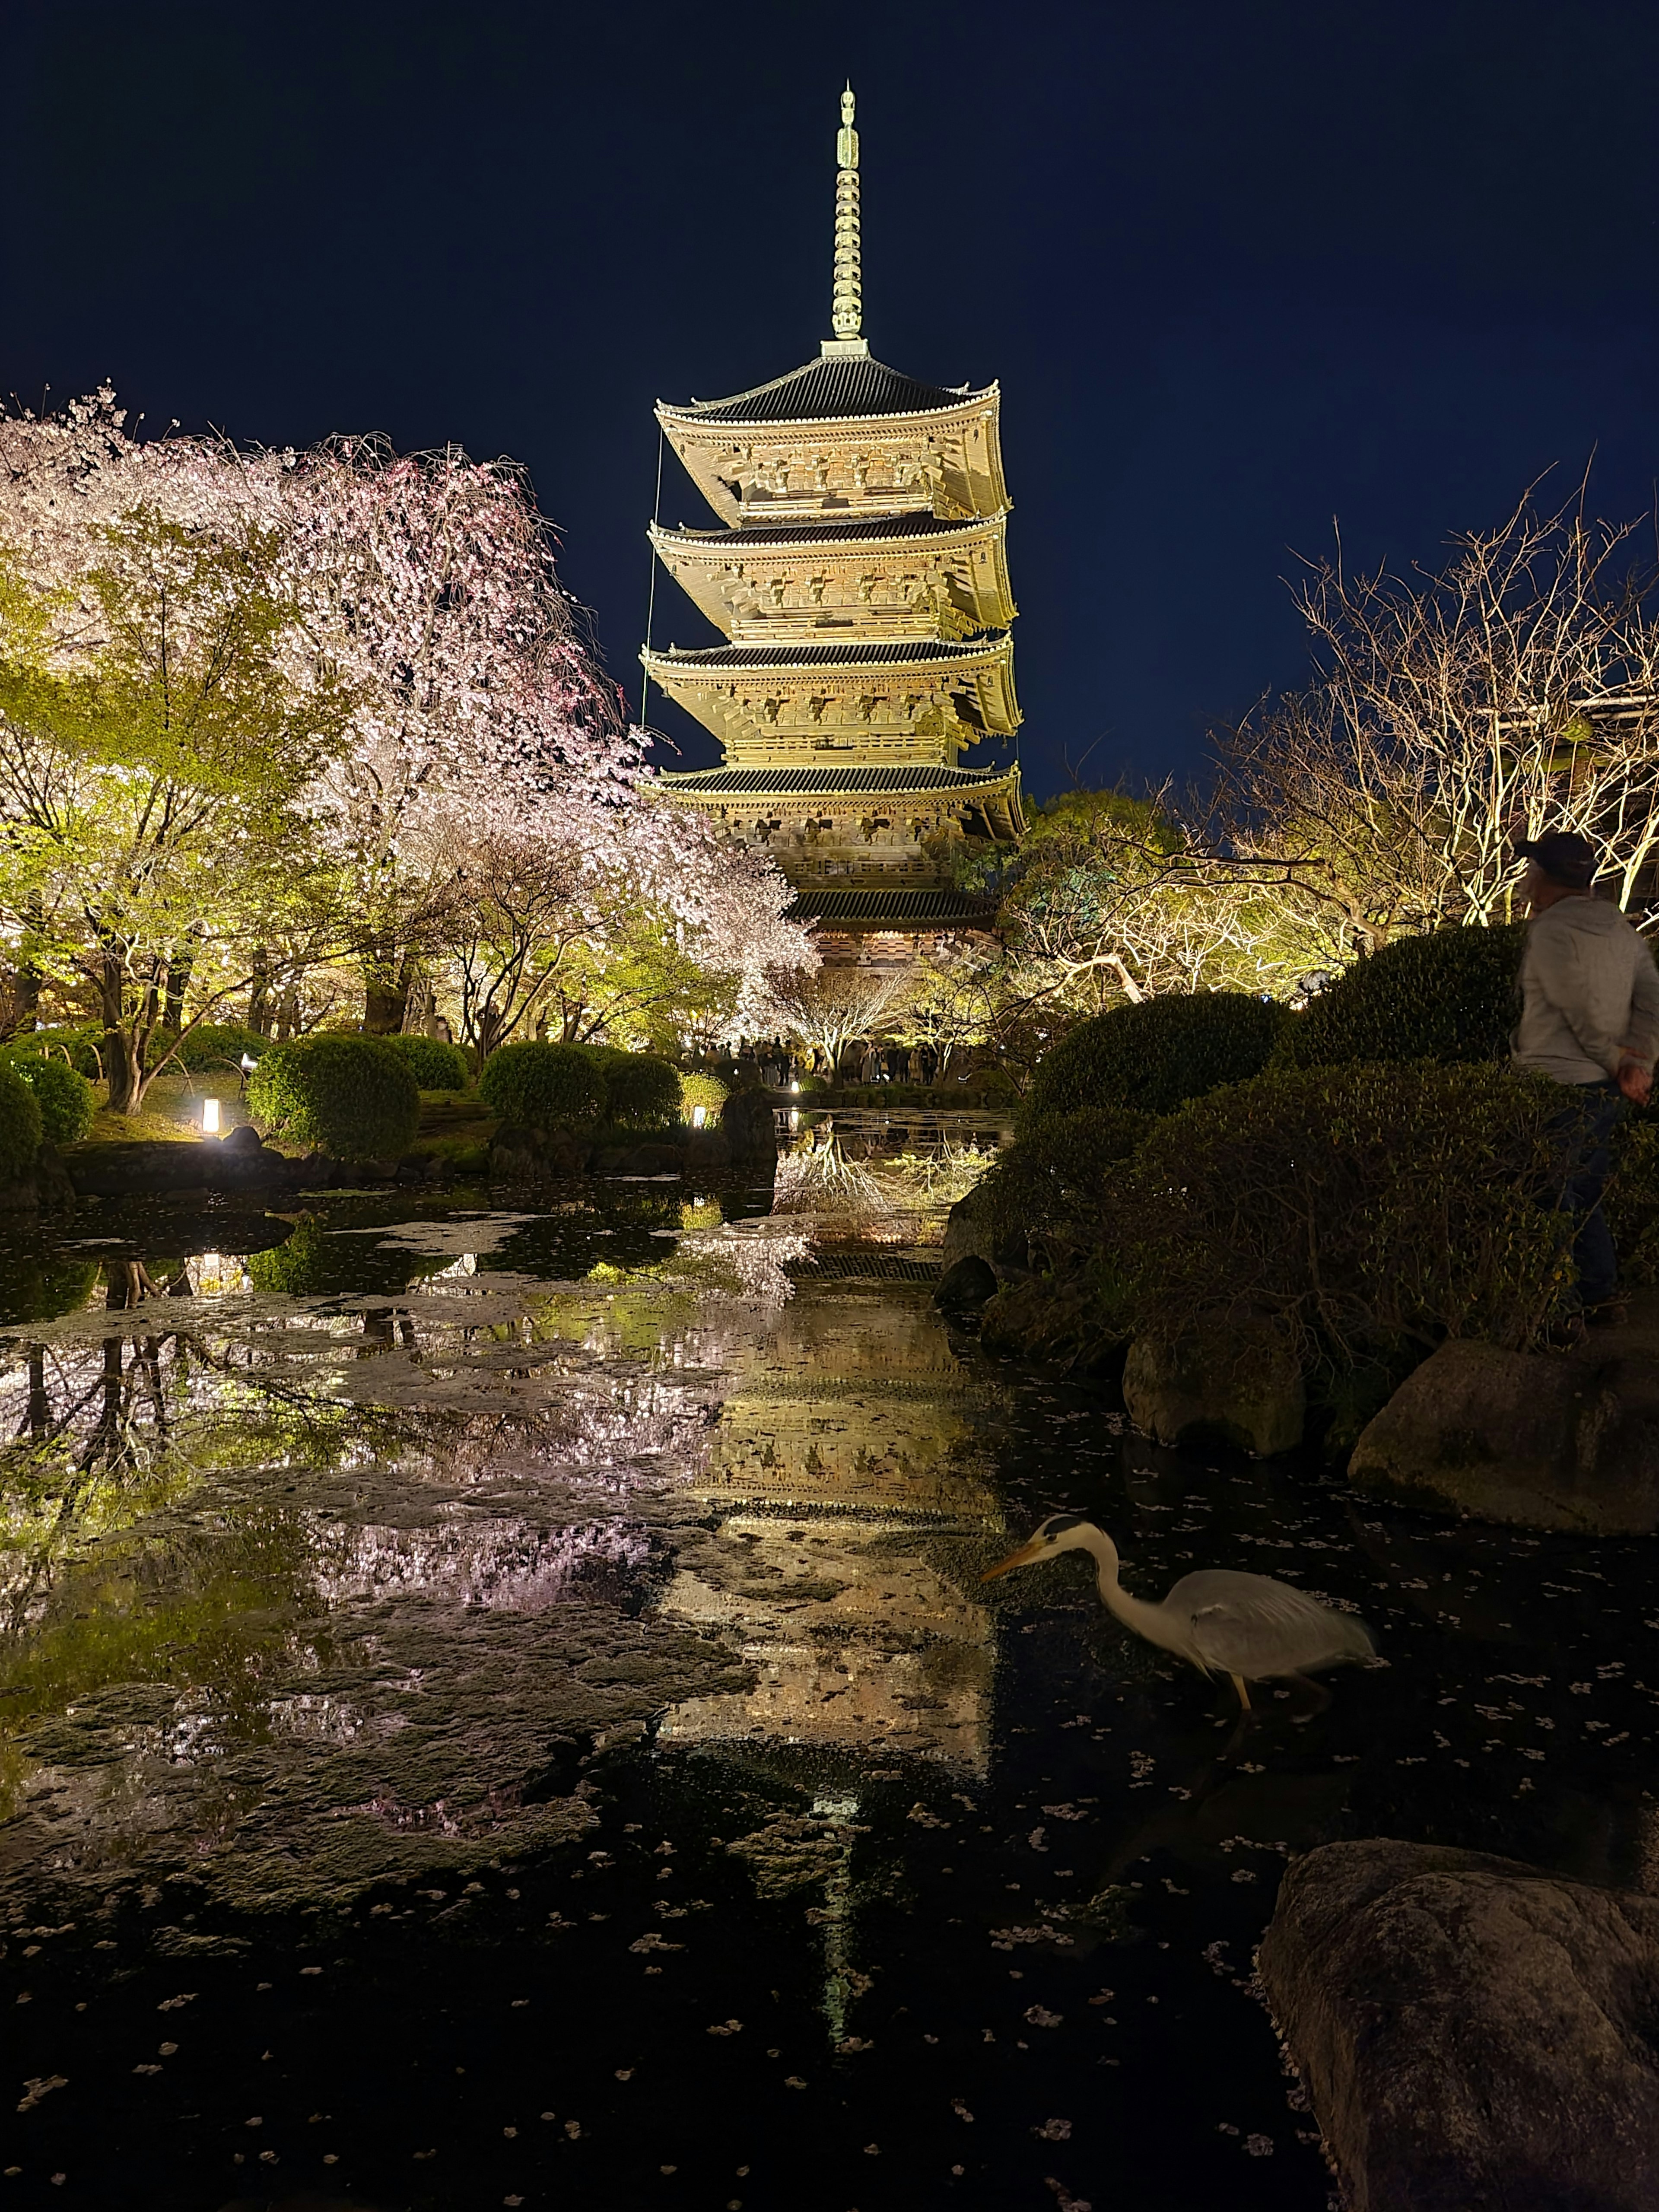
[2,1121,1657,2211]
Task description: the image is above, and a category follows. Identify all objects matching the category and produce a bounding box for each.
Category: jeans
[1555,1078,1626,1306]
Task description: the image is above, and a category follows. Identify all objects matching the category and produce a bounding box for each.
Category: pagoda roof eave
[642,636,1011,674]
[656,355,997,430]
[648,510,1009,552]
[656,762,1020,797]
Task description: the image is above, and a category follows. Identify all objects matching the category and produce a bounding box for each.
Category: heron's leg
[1229,1672,1252,1713]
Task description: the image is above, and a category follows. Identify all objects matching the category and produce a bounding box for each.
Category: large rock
[1348,1338,1659,1533]
[719,1087,778,1166]
[978,1275,1131,1373]
[0,1143,76,1215]
[941,1181,1026,1271]
[934,1255,998,1310]
[1259,1838,1659,2212]
[1122,1313,1304,1456]
[63,1135,305,1198]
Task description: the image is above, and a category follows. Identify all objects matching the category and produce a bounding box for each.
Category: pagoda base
[784,884,998,968]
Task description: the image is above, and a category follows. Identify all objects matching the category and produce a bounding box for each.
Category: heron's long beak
[980,1537,1048,1582]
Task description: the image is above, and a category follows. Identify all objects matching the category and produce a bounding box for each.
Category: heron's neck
[1074,1528,1168,1642]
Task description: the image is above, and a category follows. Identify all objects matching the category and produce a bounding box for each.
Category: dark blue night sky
[7,0,1658,798]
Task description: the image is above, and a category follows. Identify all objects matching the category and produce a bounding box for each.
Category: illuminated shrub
[594,1049,681,1129]
[172,1021,267,1073]
[247,1036,420,1159]
[0,1063,44,1178]
[378,1033,471,1091]
[6,1055,95,1145]
[1021,994,1288,1125]
[480,1041,607,1129]
[1272,924,1527,1070]
[678,1071,730,1116]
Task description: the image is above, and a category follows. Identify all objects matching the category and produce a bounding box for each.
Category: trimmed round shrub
[173,1021,266,1073]
[596,1049,681,1130]
[480,1040,607,1130]
[6,1055,94,1145]
[379,1033,470,1091]
[1272,924,1527,1071]
[679,1070,730,1115]
[11,1024,102,1079]
[0,1063,44,1179]
[977,1104,1153,1247]
[246,1036,420,1160]
[1121,1062,1575,1369]
[1021,993,1290,1125]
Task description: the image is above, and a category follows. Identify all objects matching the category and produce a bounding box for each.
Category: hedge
[378,1033,471,1091]
[8,1024,102,1079]
[480,1041,608,1129]
[246,1036,420,1160]
[1272,923,1528,1071]
[1118,1063,1575,1373]
[0,1063,44,1179]
[172,1021,266,1073]
[975,1104,1153,1249]
[595,1049,680,1129]
[1021,993,1290,1125]
[6,1055,95,1145]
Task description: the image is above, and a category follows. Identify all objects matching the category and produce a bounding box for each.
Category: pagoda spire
[823,84,868,359]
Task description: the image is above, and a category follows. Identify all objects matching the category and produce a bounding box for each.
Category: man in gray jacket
[1511,830,1659,1317]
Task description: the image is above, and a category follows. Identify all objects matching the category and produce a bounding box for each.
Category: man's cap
[1516,829,1597,889]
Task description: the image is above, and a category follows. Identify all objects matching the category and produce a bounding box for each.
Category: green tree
[0,513,352,1111]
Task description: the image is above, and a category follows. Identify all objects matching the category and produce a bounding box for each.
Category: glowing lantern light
[202,1098,221,1136]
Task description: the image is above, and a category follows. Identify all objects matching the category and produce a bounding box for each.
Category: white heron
[981,1514,1376,1713]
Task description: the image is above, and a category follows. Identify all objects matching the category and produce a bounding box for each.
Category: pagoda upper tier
[648,510,1014,642]
[648,85,1022,931]
[655,357,1008,530]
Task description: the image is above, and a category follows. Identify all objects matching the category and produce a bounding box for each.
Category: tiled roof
[668,355,988,426]
[649,638,1005,671]
[660,764,1014,796]
[659,513,986,549]
[786,887,998,925]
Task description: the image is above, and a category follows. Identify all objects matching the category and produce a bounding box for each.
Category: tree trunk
[248,952,273,1037]
[363,945,419,1035]
[162,931,198,1033]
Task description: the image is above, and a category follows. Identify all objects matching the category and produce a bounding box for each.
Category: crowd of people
[699,1038,952,1090]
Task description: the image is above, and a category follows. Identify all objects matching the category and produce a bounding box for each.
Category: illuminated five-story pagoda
[644,87,1023,960]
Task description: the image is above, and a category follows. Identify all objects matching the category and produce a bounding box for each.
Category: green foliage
[246,1036,420,1160]
[10,1024,102,1078]
[378,1033,471,1091]
[1272,924,1527,1071]
[0,1062,44,1178]
[595,1049,681,1130]
[1021,993,1289,1125]
[1118,1064,1575,1371]
[678,1071,731,1114]
[1608,1116,1659,1286]
[480,1040,607,1130]
[977,1105,1154,1248]
[5,1054,94,1145]
[172,1021,266,1073]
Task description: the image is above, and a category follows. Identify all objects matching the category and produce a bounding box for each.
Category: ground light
[201,1097,220,1135]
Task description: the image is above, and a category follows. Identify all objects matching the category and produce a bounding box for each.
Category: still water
[2,1122,1657,2211]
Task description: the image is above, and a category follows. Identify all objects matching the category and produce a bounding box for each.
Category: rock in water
[1259,1839,1659,2212]
[719,1088,778,1164]
[934,1255,997,1311]
[1348,1338,1659,1533]
[1121,1313,1303,1456]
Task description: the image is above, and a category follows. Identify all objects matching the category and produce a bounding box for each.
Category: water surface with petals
[3,1123,1657,2211]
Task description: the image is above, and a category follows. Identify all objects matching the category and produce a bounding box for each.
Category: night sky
[6,0,1659,799]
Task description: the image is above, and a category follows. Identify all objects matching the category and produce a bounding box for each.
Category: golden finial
[825,83,868,356]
